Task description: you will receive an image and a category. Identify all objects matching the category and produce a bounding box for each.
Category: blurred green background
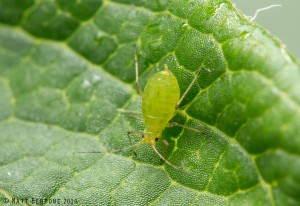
[234,0,300,60]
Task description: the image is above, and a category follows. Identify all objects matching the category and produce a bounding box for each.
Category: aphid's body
[142,67,180,145]
[132,62,206,169]
[79,51,206,170]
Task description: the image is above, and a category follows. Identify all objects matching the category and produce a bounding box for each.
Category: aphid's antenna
[110,142,141,153]
[250,4,282,21]
[77,142,141,154]
[175,68,209,110]
[151,145,193,174]
[77,151,104,154]
[134,45,143,96]
[150,145,174,167]
[150,145,183,171]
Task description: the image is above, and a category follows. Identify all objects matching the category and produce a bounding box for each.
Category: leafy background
[0,0,300,205]
[235,0,300,60]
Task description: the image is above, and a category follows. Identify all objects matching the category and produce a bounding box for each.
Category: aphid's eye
[155,137,159,142]
[142,134,144,138]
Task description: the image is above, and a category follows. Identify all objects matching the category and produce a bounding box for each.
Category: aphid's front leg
[134,46,143,97]
[175,68,207,110]
[168,122,206,135]
[127,130,144,157]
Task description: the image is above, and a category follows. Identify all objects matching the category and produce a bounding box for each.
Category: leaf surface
[0,0,300,205]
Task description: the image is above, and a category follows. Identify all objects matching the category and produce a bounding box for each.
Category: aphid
[123,50,207,169]
[80,49,207,170]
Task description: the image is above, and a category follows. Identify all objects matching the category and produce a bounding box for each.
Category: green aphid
[80,50,207,170]
[142,65,180,146]
[129,50,207,170]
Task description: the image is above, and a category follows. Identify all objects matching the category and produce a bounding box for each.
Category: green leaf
[0,0,300,205]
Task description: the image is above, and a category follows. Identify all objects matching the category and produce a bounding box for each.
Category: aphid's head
[142,133,157,145]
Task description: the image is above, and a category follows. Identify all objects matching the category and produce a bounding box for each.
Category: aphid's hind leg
[134,46,143,97]
[117,108,143,119]
[175,68,208,110]
[168,122,206,135]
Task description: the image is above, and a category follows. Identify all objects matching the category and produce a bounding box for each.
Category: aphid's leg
[117,108,143,119]
[168,122,206,135]
[134,46,143,97]
[127,130,144,157]
[175,68,208,110]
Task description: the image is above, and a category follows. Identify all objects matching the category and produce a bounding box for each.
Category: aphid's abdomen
[142,69,180,136]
